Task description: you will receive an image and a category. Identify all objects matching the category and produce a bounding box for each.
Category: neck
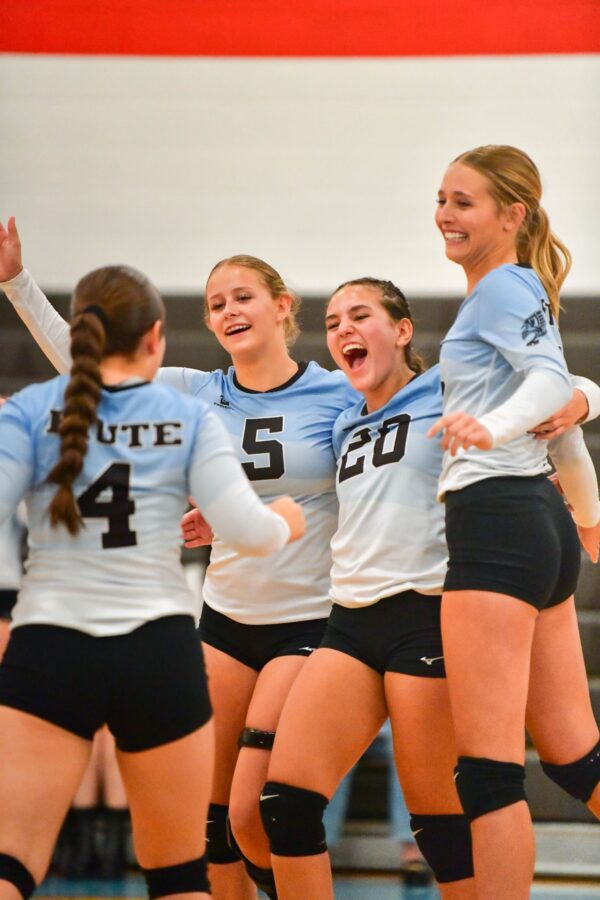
[364,362,415,413]
[233,346,298,392]
[100,357,155,385]
[465,248,519,295]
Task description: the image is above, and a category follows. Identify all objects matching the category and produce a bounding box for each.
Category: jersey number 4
[241,417,285,481]
[77,462,137,548]
[339,414,410,483]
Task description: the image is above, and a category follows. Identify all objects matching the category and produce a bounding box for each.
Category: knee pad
[260,781,328,857]
[540,738,600,802]
[0,854,35,900]
[206,803,240,864]
[243,858,278,899]
[142,854,209,899]
[409,813,473,883]
[454,756,526,822]
[239,727,276,751]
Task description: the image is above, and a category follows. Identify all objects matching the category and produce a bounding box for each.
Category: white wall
[1,53,598,294]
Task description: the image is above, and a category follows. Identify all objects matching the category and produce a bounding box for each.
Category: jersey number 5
[77,462,137,548]
[241,417,285,481]
[339,414,410,483]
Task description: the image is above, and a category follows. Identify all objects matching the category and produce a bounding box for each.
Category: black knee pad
[239,727,276,751]
[142,854,210,898]
[260,781,328,857]
[0,854,36,900]
[540,738,600,802]
[206,803,240,864]
[409,813,473,883]
[243,858,278,899]
[454,756,526,822]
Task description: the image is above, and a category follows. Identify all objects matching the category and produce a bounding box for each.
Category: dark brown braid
[47,265,165,535]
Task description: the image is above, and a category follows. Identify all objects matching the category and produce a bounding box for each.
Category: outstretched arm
[0,217,71,373]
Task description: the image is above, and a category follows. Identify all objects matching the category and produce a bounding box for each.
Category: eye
[326,321,339,332]
[237,293,252,302]
[353,313,369,322]
[436,198,446,206]
[457,200,472,208]
[209,301,224,312]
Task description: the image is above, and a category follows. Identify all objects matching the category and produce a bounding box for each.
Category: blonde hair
[455,145,571,319]
[206,255,301,348]
[331,277,427,375]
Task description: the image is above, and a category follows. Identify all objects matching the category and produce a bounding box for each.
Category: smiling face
[435,162,524,286]
[325,283,414,411]
[205,264,291,360]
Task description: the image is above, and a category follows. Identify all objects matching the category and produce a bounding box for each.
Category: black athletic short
[199,603,328,672]
[444,474,581,610]
[0,615,212,751]
[0,590,17,620]
[319,591,445,678]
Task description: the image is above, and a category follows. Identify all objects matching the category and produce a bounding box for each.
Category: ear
[275,292,293,324]
[395,317,414,349]
[145,320,164,355]
[504,202,527,233]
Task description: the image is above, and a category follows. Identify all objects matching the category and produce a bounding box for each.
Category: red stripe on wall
[1,0,599,56]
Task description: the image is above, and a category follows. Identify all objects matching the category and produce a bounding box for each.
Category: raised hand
[0,217,23,283]
[180,506,213,548]
[577,521,600,564]
[267,496,306,543]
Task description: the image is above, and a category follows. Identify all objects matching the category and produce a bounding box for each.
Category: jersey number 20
[339,414,410,483]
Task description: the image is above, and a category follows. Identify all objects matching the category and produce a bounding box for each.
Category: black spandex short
[319,591,445,677]
[0,615,212,751]
[444,474,581,610]
[199,603,328,672]
[0,590,17,620]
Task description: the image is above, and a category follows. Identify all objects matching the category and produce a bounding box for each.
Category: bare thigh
[526,596,599,762]
[384,673,462,813]
[116,719,214,868]
[267,648,387,797]
[442,591,537,761]
[0,706,92,881]
[202,643,258,803]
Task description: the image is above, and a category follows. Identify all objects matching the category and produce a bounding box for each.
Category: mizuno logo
[299,646,316,652]
[420,655,444,665]
[260,793,280,801]
[411,828,423,837]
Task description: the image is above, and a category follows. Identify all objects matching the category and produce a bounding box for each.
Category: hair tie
[81,304,110,330]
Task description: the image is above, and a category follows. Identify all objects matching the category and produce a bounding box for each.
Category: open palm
[0,217,23,283]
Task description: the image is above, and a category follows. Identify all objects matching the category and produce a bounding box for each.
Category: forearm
[1,268,71,373]
[570,374,600,424]
[548,427,600,527]
[479,369,572,448]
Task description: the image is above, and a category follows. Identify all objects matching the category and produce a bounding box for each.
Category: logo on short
[521,311,547,346]
[420,655,444,666]
[299,646,316,653]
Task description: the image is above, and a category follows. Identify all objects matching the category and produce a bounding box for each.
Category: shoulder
[157,366,224,397]
[478,264,542,305]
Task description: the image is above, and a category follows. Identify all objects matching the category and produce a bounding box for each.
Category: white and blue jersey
[0,270,358,625]
[439,264,572,496]
[0,377,290,636]
[159,362,357,624]
[331,366,446,607]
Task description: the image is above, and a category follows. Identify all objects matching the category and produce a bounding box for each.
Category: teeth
[342,343,365,355]
[444,231,467,241]
[225,324,250,335]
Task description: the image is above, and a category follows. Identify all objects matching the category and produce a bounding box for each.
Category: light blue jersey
[159,362,357,623]
[438,264,571,495]
[331,366,446,606]
[0,377,289,636]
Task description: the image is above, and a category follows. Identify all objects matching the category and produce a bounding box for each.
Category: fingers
[427,413,491,455]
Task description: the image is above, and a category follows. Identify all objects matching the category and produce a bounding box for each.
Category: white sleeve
[478,369,573,448]
[0,268,71,373]
[547,426,600,528]
[188,410,291,556]
[570,374,600,424]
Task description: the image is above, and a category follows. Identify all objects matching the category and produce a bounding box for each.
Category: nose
[338,317,354,337]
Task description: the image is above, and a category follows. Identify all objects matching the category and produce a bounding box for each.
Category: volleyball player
[0,231,355,900]
[428,145,600,899]
[0,264,303,900]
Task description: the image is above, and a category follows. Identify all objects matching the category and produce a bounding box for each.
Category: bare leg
[117,721,214,900]
[385,673,476,899]
[526,596,600,817]
[442,590,538,900]
[202,643,258,900]
[229,654,307,870]
[0,706,92,893]
[267,649,387,900]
